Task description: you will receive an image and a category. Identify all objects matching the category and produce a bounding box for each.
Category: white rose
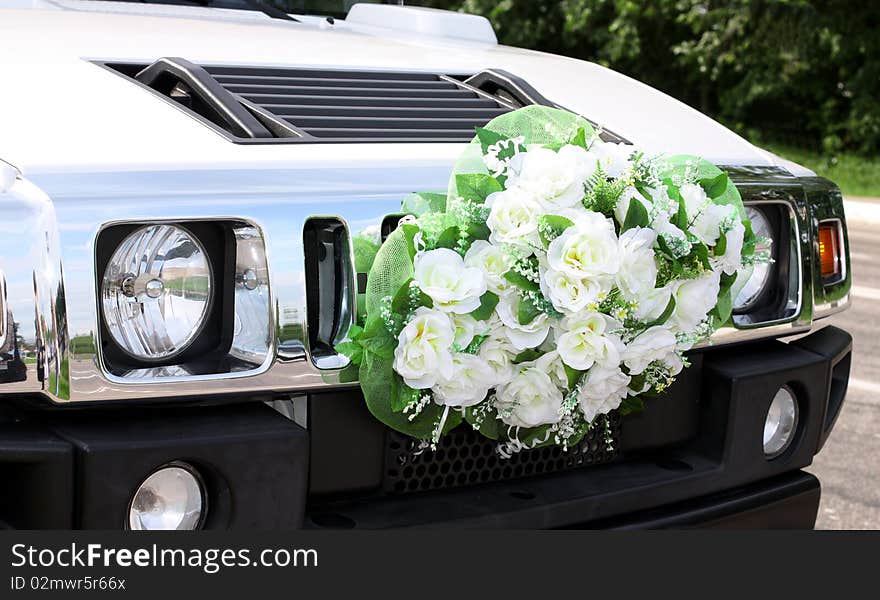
[432,353,496,408]
[540,268,607,314]
[495,293,551,350]
[547,211,620,280]
[669,270,721,333]
[535,350,570,390]
[506,145,595,209]
[681,183,736,246]
[716,219,745,275]
[622,326,682,375]
[495,364,564,428]
[592,141,635,178]
[393,307,455,389]
[578,365,631,423]
[449,312,478,349]
[632,285,673,322]
[413,248,486,314]
[486,187,543,250]
[616,227,658,301]
[680,182,709,223]
[478,334,516,385]
[465,240,513,296]
[556,312,623,371]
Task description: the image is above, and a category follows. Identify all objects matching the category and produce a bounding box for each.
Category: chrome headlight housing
[733,206,774,311]
[102,224,213,361]
[97,220,272,381]
[731,201,800,327]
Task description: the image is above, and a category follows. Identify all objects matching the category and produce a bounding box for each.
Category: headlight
[101,224,212,361]
[763,386,799,458]
[734,206,773,310]
[128,464,205,530]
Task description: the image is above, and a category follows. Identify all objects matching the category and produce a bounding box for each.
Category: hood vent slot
[202,64,514,142]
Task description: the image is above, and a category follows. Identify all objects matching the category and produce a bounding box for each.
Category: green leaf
[514,424,555,449]
[400,223,420,261]
[701,173,730,199]
[464,405,501,440]
[563,365,583,389]
[713,287,733,325]
[711,272,737,325]
[571,127,588,149]
[456,173,503,203]
[476,127,505,154]
[334,340,363,366]
[673,193,689,230]
[471,291,499,321]
[513,348,544,363]
[656,233,677,260]
[391,278,432,315]
[690,240,711,270]
[467,221,491,242]
[435,226,460,250]
[622,197,649,232]
[742,219,757,256]
[714,231,728,256]
[358,315,397,359]
[538,214,574,247]
[503,270,540,293]
[517,294,542,325]
[619,395,646,416]
[390,380,420,412]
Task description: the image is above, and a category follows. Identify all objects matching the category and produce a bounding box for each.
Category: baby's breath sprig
[643,361,675,394]
[403,392,432,422]
[602,414,614,452]
[378,295,403,334]
[524,289,564,320]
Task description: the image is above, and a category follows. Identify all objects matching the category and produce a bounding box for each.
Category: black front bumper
[603,471,821,530]
[0,326,851,530]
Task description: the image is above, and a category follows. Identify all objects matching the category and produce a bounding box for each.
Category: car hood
[0,3,784,175]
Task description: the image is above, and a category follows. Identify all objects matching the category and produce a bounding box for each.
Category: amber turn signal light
[818,222,842,281]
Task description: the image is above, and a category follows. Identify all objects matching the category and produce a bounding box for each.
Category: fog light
[128,464,205,530]
[101,224,212,361]
[763,386,799,458]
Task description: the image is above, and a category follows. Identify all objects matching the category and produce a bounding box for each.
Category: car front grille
[382,415,621,495]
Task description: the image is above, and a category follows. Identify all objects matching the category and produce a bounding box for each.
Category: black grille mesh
[203,65,513,142]
[383,414,621,495]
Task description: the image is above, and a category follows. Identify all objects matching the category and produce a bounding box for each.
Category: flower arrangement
[338,106,766,454]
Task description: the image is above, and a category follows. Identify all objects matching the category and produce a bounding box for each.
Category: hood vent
[103,58,515,143]
[102,58,626,144]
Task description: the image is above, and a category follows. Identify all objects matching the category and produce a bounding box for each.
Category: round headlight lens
[733,206,774,310]
[128,464,205,531]
[763,387,799,458]
[102,224,212,361]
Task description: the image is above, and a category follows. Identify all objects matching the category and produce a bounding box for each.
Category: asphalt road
[804,203,880,529]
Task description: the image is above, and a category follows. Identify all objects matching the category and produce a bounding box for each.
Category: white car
[0,0,852,530]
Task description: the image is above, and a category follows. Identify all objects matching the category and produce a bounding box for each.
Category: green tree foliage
[421,0,878,155]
